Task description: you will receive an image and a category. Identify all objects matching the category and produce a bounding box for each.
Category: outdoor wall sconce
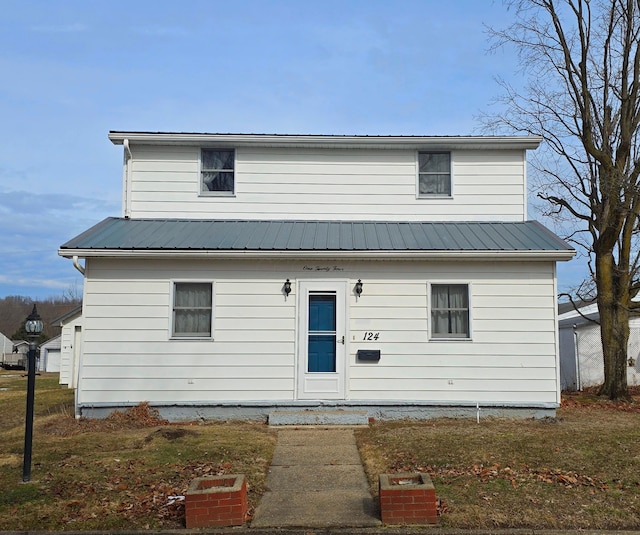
[355,279,363,299]
[283,279,292,299]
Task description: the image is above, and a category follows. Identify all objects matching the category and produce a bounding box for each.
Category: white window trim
[427,281,472,341]
[199,148,236,197]
[170,280,215,340]
[416,150,454,199]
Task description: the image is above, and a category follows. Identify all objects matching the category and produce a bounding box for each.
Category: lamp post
[23,304,43,482]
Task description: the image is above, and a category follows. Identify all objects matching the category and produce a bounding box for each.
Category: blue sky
[0,0,587,299]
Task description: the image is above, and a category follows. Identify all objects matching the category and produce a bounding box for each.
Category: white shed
[1,331,14,367]
[558,301,640,390]
[52,305,82,388]
[39,335,62,373]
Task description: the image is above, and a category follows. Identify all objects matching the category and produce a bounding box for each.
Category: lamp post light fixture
[23,304,43,483]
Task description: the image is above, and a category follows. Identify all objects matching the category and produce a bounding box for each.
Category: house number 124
[363,332,380,340]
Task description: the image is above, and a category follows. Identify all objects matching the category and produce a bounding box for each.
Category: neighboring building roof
[558,299,597,316]
[60,218,574,260]
[558,299,640,328]
[41,335,62,350]
[51,304,82,327]
[108,131,543,150]
[558,300,600,328]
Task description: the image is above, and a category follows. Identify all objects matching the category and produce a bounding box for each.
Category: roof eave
[59,248,575,261]
[108,132,543,151]
[50,304,83,326]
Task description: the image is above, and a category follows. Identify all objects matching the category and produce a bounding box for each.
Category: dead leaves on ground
[35,404,257,528]
[390,458,609,493]
[41,402,170,436]
[43,458,238,527]
[562,386,640,412]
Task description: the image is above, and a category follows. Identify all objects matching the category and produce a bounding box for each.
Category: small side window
[201,149,234,194]
[172,282,213,338]
[430,283,470,339]
[418,152,451,196]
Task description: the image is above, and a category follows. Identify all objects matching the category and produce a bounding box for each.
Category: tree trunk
[595,252,630,400]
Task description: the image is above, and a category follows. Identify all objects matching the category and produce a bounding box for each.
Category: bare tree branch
[483,0,640,399]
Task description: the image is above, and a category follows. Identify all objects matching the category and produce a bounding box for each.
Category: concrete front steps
[268,408,369,426]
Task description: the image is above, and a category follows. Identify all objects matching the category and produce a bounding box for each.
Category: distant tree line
[0,292,81,346]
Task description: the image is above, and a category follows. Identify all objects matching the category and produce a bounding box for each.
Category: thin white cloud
[0,273,73,291]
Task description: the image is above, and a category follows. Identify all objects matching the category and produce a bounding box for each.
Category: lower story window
[173,282,213,338]
[431,283,470,339]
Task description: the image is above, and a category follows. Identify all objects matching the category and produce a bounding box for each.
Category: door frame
[296,279,348,400]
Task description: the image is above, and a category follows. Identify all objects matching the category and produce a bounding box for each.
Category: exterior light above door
[283,279,292,299]
[355,279,363,298]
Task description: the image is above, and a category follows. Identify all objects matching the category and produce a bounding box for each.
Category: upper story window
[430,283,470,339]
[418,152,451,197]
[201,149,235,194]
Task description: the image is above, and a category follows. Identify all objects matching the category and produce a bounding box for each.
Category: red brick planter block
[379,473,438,525]
[185,474,248,528]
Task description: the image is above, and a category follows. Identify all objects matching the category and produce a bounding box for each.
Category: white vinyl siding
[76,258,559,408]
[58,327,73,386]
[124,146,527,221]
[348,262,559,403]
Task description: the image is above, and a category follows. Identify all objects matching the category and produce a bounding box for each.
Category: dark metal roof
[108,132,543,150]
[108,131,532,140]
[60,218,573,255]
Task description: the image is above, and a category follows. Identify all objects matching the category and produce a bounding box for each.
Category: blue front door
[308,294,337,373]
[297,280,346,399]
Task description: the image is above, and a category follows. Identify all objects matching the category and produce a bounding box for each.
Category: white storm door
[297,280,347,400]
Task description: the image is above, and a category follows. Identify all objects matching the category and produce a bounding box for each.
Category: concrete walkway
[251,427,381,528]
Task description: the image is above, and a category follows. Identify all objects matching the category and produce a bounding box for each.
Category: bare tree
[484,0,640,399]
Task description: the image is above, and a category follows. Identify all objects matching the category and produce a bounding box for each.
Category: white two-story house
[59,132,574,422]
